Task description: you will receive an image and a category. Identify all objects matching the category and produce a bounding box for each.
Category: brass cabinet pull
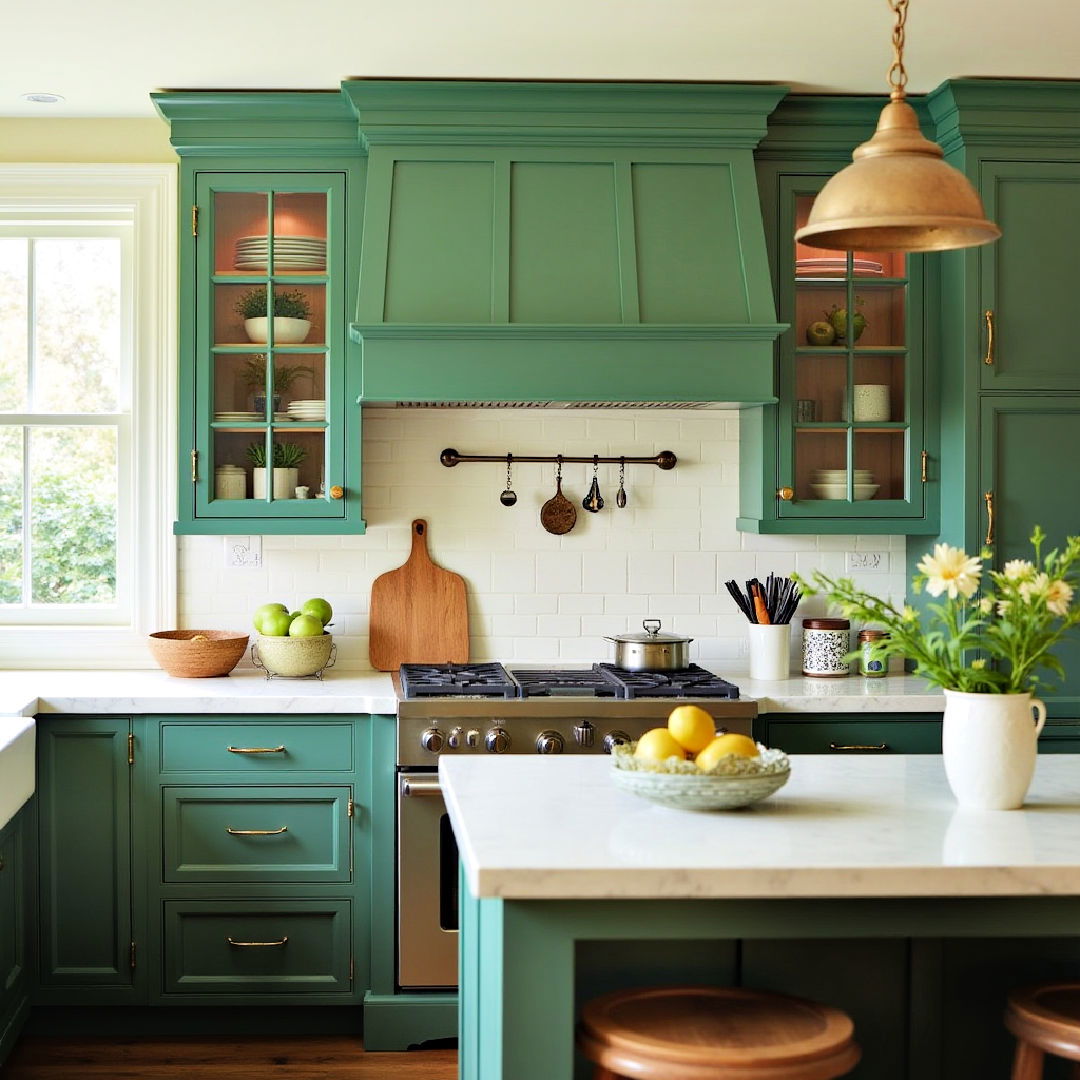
[329,485,344,500]
[191,448,199,483]
[829,742,889,752]
[983,309,995,365]
[921,450,929,483]
[227,745,286,754]
[225,825,288,836]
[776,486,794,501]
[226,936,288,947]
[985,490,995,545]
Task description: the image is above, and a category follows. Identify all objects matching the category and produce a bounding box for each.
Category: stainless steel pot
[604,619,693,671]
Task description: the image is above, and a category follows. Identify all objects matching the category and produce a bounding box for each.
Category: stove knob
[448,727,467,750]
[465,729,481,749]
[536,730,565,755]
[602,730,631,754]
[485,727,511,754]
[420,728,444,753]
[573,720,595,748]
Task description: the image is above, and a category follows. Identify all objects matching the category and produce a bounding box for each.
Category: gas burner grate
[399,662,517,699]
[508,669,618,698]
[595,663,741,700]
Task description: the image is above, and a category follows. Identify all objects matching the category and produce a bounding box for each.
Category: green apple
[289,614,324,638]
[290,611,302,619]
[300,597,333,626]
[253,602,288,633]
[260,610,294,637]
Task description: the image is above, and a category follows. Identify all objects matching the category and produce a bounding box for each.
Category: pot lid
[605,619,693,645]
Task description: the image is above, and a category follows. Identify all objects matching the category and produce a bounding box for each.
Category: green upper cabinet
[740,99,937,535]
[342,81,787,405]
[152,93,366,535]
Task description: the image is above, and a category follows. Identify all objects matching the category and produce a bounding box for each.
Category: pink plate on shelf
[796,257,884,277]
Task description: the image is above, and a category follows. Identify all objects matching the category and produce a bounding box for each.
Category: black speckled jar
[802,618,851,677]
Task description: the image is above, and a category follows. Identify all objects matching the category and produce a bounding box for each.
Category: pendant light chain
[887,0,909,100]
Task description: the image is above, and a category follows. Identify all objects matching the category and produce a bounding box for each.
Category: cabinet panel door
[0,814,24,998]
[36,718,133,989]
[979,160,1080,390]
[765,720,942,754]
[980,396,1080,715]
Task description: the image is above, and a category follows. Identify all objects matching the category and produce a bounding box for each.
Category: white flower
[917,543,983,600]
[997,599,1011,617]
[978,596,994,614]
[1047,579,1074,616]
[1019,573,1050,606]
[1004,559,1035,580]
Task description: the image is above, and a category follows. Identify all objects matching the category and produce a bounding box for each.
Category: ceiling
[8,0,1080,118]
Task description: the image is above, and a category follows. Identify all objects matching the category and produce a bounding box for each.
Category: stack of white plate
[286,399,326,422]
[273,411,292,422]
[795,257,884,277]
[233,235,326,272]
[214,411,260,423]
[811,468,878,501]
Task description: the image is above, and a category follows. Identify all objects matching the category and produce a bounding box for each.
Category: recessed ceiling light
[21,92,65,105]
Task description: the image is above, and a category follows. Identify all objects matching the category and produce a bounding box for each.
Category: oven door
[397,771,458,989]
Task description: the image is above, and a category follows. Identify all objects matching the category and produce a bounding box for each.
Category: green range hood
[343,80,787,407]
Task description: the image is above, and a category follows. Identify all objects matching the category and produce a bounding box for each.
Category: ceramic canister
[802,618,851,677]
[852,384,891,422]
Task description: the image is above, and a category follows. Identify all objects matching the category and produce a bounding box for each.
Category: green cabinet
[0,806,29,1063]
[742,99,937,535]
[152,93,366,535]
[34,717,139,1002]
[761,715,943,754]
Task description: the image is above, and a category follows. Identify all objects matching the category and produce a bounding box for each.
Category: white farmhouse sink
[0,717,34,830]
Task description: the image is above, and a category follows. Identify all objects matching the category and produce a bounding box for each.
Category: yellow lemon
[666,705,717,753]
[696,733,760,771]
[634,727,687,763]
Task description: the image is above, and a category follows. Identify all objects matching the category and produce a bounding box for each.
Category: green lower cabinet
[35,717,140,1002]
[163,900,352,996]
[0,805,29,1064]
[760,715,943,754]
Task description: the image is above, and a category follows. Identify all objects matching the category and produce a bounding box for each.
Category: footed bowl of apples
[250,598,336,678]
[610,705,790,811]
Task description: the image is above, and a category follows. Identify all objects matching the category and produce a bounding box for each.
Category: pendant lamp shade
[795,100,1001,253]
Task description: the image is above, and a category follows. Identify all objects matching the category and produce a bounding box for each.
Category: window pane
[29,426,116,604]
[33,238,121,412]
[0,427,23,604]
[0,239,28,412]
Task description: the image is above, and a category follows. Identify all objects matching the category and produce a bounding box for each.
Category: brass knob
[777,486,794,501]
[329,485,344,500]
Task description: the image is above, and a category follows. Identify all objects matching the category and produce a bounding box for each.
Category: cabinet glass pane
[272,193,328,275]
[854,429,906,501]
[853,286,905,349]
[853,354,905,423]
[795,353,846,424]
[213,429,326,505]
[794,430,847,501]
[213,191,269,275]
[215,283,325,350]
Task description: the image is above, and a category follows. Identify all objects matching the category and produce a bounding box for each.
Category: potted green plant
[234,288,312,345]
[240,354,315,413]
[796,527,1080,809]
[246,440,308,500]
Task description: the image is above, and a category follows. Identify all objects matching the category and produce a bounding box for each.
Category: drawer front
[163,900,350,995]
[163,787,351,883]
[159,720,354,775]
[765,720,942,754]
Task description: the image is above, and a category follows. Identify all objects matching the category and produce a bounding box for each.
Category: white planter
[243,316,311,344]
[747,623,790,680]
[252,467,298,500]
[941,689,1047,810]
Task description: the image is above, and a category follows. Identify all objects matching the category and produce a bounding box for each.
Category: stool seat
[577,986,861,1080]
[1006,982,1080,1078]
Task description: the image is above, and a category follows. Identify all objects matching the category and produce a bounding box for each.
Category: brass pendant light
[795,0,1000,253]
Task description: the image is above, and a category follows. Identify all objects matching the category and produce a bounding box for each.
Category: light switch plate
[224,535,262,569]
[846,551,887,573]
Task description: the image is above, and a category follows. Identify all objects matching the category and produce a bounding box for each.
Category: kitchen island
[441,754,1080,1080]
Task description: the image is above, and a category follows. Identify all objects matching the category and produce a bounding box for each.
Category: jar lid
[858,629,889,641]
[802,618,850,630]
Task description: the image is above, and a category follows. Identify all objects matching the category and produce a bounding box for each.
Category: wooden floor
[2,1035,458,1079]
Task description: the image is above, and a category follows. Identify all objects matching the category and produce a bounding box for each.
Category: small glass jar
[858,629,889,678]
[801,618,851,678]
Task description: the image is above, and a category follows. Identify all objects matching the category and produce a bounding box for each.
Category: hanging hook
[617,455,627,508]
[500,452,518,506]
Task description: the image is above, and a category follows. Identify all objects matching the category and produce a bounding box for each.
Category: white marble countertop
[0,668,941,717]
[440,754,1080,900]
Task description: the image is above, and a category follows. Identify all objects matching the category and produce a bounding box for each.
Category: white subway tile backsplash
[179,409,907,669]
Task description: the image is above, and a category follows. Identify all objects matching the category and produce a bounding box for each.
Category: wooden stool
[577,985,861,1080]
[1006,982,1080,1079]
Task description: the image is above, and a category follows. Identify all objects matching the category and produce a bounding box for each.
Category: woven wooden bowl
[148,630,249,678]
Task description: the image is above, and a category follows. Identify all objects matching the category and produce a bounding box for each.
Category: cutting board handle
[411,519,433,563]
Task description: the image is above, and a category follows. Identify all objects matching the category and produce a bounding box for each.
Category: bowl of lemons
[610,705,790,811]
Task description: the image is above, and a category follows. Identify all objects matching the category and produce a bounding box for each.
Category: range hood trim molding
[350,323,787,342]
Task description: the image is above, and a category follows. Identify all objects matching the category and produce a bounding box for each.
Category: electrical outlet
[846,551,888,573]
[224,535,262,569]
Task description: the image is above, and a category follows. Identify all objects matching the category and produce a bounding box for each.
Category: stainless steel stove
[395,661,755,989]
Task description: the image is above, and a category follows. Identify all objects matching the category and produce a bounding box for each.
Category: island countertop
[440,754,1080,901]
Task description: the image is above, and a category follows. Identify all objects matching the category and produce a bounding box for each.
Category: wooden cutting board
[368,519,469,670]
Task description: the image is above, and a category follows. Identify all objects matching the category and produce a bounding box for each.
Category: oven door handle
[400,775,443,798]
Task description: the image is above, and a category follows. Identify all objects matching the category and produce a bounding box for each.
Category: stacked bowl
[286,399,326,422]
[811,469,878,501]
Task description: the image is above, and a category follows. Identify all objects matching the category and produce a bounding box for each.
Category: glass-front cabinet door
[776,176,926,525]
[183,172,353,531]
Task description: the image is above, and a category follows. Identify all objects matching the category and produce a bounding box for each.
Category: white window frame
[0,165,176,667]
